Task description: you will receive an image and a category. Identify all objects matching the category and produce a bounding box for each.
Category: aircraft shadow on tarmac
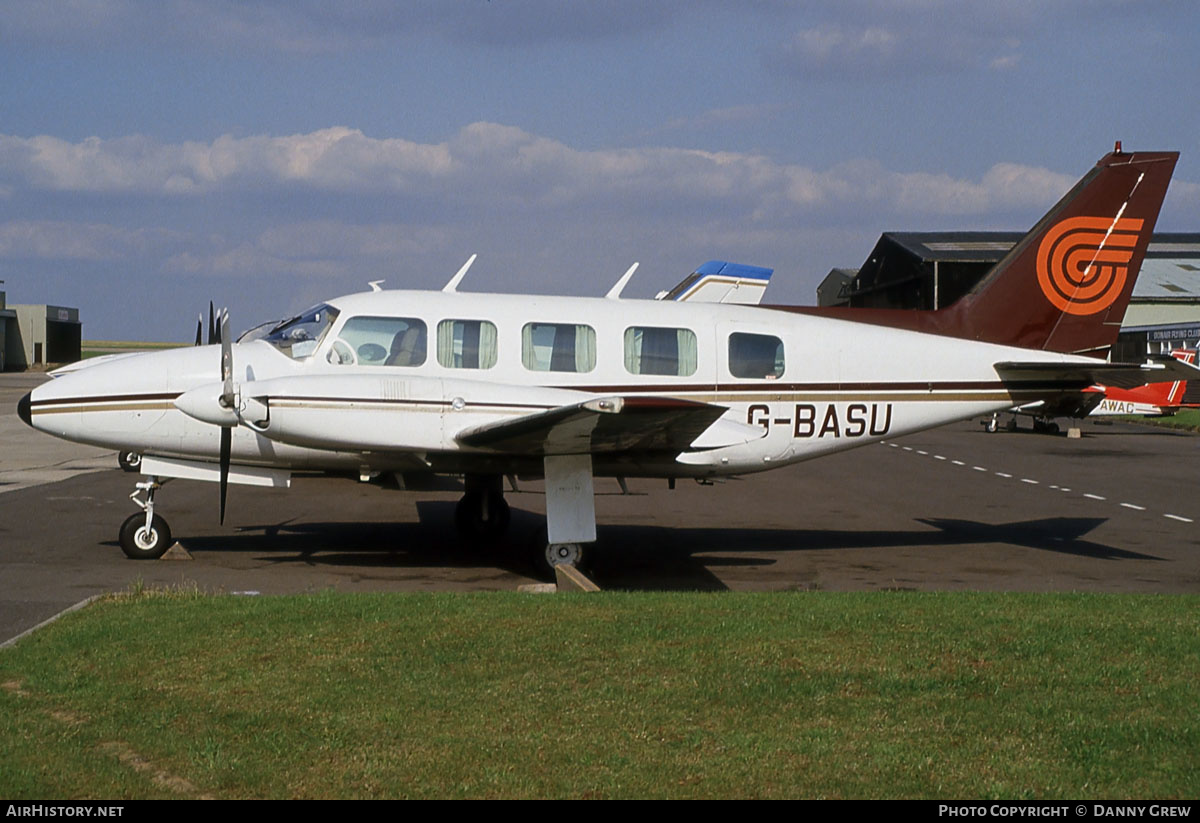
[102,501,1161,591]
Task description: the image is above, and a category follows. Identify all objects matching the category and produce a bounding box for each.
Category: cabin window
[328,316,426,367]
[264,304,339,360]
[623,326,698,377]
[437,319,498,369]
[521,323,596,373]
[728,332,784,379]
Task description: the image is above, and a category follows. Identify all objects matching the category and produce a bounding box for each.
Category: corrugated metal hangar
[819,232,1200,360]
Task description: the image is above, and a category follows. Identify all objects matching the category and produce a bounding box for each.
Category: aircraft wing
[995,355,1200,390]
[1011,390,1107,419]
[455,395,750,456]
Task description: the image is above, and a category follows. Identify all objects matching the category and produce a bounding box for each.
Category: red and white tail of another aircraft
[1087,349,1198,417]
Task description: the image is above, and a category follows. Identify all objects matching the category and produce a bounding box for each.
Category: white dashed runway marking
[882,440,1194,526]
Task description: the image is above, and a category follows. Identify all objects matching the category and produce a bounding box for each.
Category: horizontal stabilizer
[996,354,1200,391]
[657,261,774,304]
[456,395,740,456]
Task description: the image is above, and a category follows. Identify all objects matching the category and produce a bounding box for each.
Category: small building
[2,302,82,370]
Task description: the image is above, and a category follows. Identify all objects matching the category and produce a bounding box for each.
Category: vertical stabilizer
[780,148,1179,356]
[944,147,1178,354]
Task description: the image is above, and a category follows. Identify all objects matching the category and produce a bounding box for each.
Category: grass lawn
[80,340,186,359]
[1125,408,1200,433]
[1,590,1196,799]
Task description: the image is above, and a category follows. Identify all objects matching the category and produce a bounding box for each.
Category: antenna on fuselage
[368,280,385,292]
[605,262,640,299]
[442,254,478,293]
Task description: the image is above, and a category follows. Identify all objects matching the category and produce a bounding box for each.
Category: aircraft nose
[17,392,32,427]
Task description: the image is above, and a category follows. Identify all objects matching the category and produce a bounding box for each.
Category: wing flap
[455,395,744,456]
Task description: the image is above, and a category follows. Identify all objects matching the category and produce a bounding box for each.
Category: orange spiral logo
[1036,216,1144,315]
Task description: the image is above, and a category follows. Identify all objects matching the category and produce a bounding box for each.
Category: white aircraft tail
[656,260,773,304]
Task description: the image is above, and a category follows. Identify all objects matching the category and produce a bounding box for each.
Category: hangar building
[818,232,1200,361]
[0,285,82,370]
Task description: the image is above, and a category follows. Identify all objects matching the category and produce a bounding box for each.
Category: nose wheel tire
[119,512,172,559]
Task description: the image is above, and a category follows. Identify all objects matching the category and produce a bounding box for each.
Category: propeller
[178,307,265,525]
[194,302,228,347]
[217,312,234,524]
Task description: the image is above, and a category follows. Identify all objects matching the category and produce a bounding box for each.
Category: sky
[2,0,1199,342]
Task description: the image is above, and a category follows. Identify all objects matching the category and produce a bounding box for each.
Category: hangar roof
[833,232,1200,307]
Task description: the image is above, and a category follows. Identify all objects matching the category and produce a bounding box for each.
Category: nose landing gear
[118,478,173,559]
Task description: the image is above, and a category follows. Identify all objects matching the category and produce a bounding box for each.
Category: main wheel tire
[529,527,588,580]
[118,451,142,473]
[119,512,172,559]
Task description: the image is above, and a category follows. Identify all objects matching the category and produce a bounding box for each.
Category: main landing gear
[453,466,595,580]
[118,477,173,559]
[454,474,511,542]
[117,450,142,472]
[538,539,586,580]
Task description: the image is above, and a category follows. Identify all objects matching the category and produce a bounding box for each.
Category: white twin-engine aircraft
[18,146,1195,575]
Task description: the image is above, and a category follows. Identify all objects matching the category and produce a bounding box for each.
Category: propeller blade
[208,302,216,345]
[194,315,203,346]
[214,309,234,524]
[219,425,230,525]
[220,313,233,398]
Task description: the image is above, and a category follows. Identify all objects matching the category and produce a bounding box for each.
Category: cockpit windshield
[262,304,340,360]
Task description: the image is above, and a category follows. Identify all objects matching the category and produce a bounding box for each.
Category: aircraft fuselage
[25,289,1095,480]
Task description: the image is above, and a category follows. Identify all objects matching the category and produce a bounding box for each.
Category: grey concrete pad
[0,373,114,494]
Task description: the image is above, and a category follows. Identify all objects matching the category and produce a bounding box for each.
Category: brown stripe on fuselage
[29,392,181,409]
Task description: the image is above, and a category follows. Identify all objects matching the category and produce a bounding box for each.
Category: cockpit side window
[328,316,427,367]
[264,304,339,360]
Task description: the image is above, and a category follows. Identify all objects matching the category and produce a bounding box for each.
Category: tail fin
[782,147,1178,356]
[657,261,774,305]
[1165,349,1197,406]
[944,146,1177,354]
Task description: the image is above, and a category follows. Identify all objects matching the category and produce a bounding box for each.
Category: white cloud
[0,125,1086,221]
[0,129,453,193]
